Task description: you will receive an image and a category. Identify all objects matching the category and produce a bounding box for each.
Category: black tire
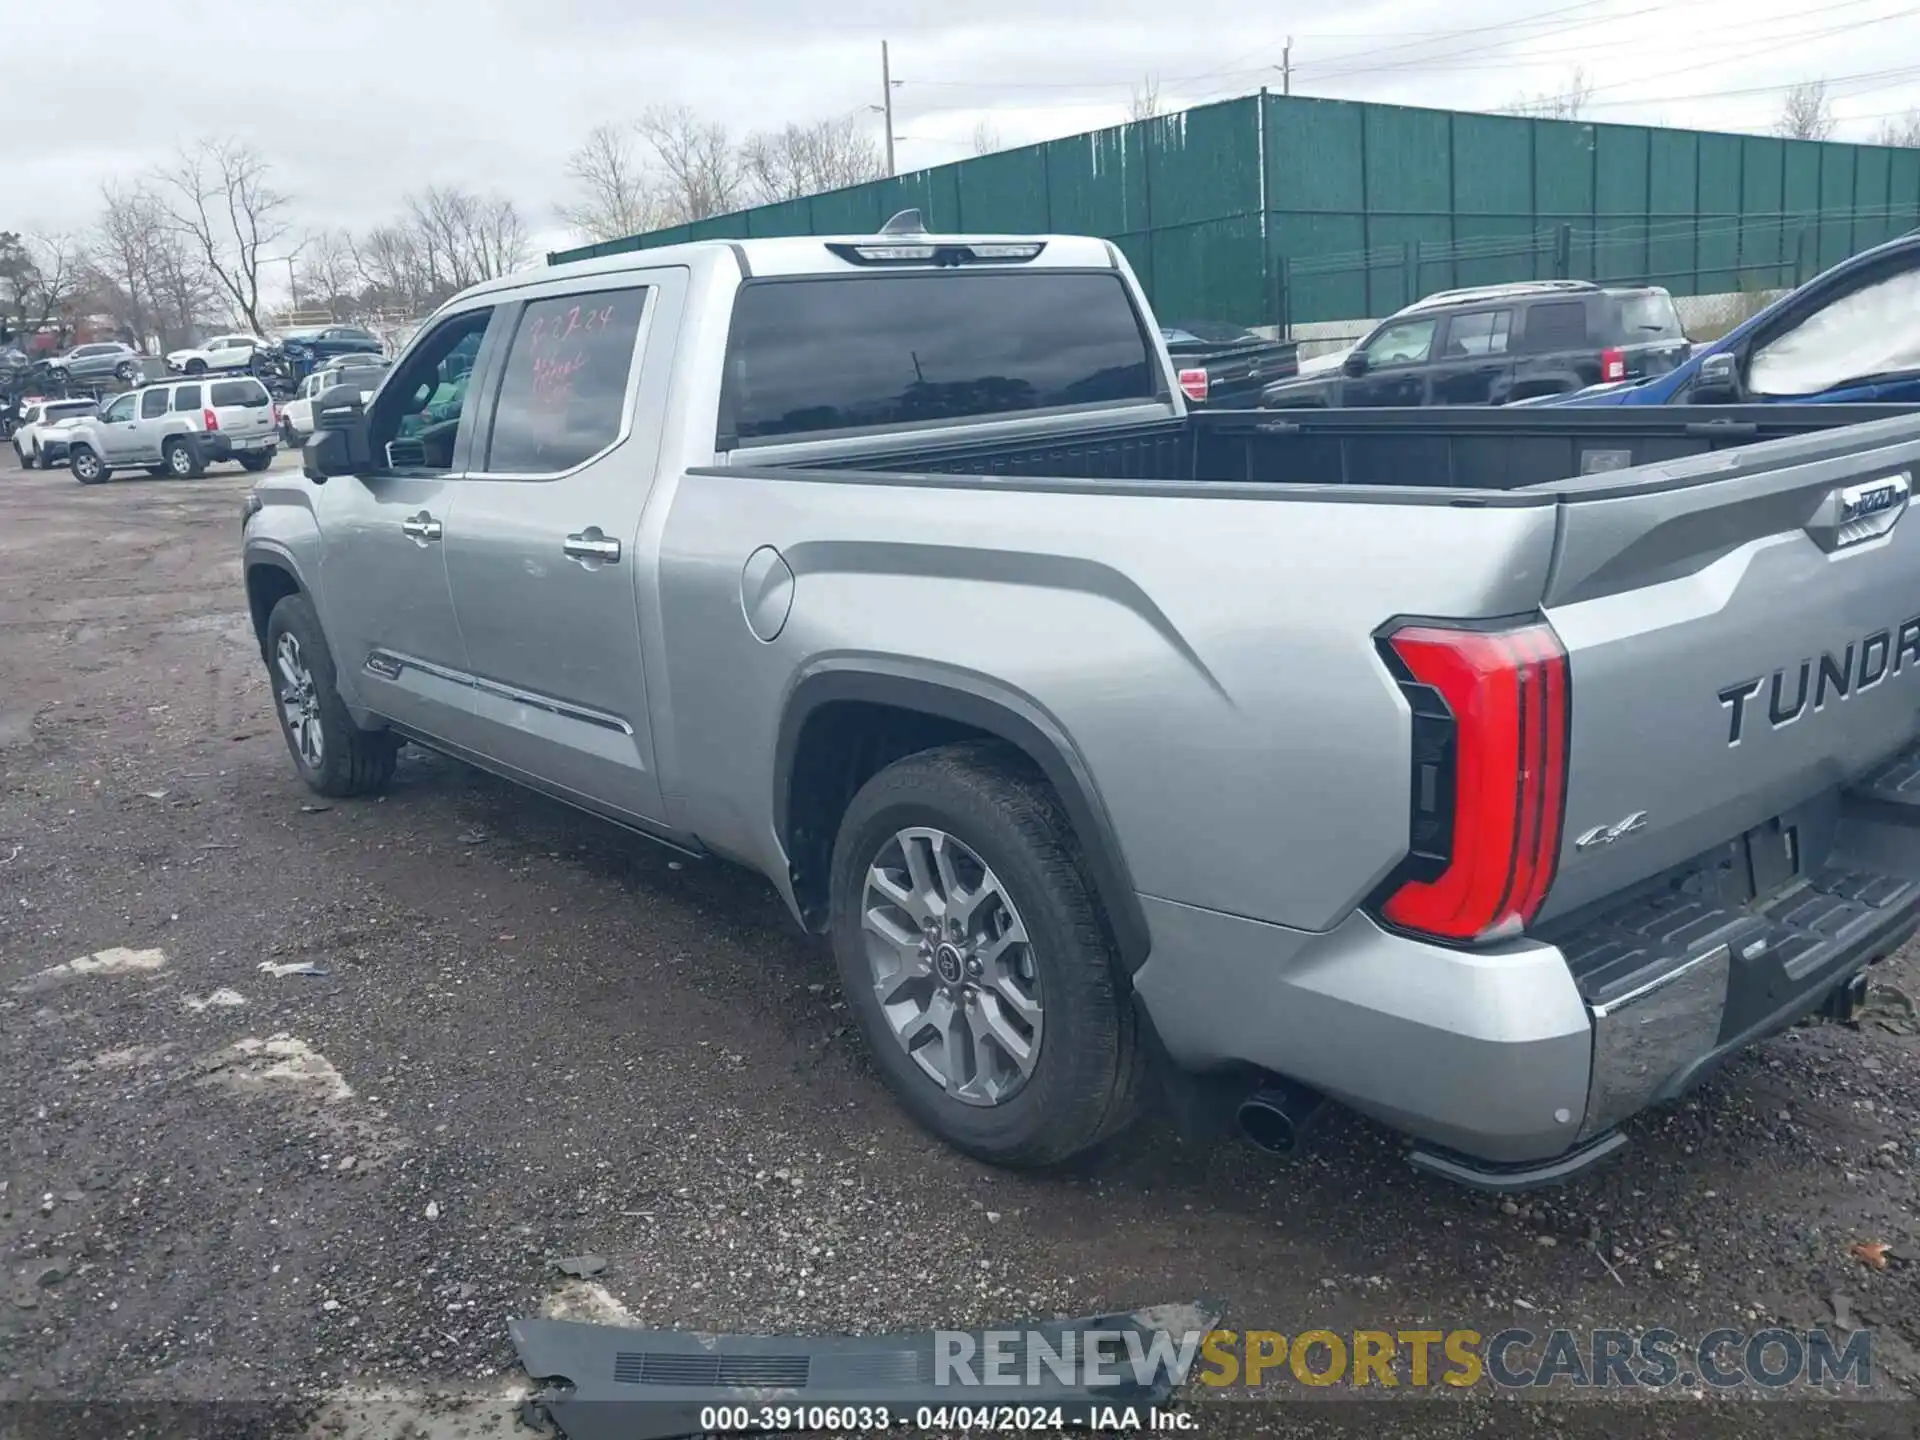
[239,450,274,473]
[115,361,139,383]
[264,592,398,798]
[162,436,205,479]
[145,465,168,477]
[185,358,207,375]
[20,444,36,470]
[828,742,1146,1168]
[69,446,108,485]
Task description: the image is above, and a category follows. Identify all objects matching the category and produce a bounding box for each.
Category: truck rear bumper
[1133,770,1920,1180]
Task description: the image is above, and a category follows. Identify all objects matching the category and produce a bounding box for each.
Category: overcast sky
[15,0,1920,290]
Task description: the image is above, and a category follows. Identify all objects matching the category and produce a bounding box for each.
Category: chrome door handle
[401,512,442,543]
[563,528,621,564]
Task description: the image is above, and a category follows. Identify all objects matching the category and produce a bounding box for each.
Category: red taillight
[272,403,281,425]
[1378,621,1570,943]
[1177,367,1210,403]
[1601,347,1626,382]
[203,407,219,431]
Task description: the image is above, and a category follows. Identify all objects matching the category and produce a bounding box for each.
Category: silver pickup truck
[241,219,1920,1189]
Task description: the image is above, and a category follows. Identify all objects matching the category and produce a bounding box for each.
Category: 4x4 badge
[1574,811,1649,851]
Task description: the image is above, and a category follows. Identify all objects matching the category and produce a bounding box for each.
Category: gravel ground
[1,452,1918,1438]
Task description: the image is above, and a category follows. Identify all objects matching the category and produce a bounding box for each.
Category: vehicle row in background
[1532,228,1920,406]
[1258,281,1689,408]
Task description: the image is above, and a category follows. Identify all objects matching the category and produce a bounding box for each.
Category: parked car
[277,324,384,367]
[12,397,99,467]
[1258,280,1690,408]
[1159,320,1298,407]
[279,359,388,445]
[165,333,266,376]
[35,341,144,388]
[1531,230,1920,407]
[66,376,277,483]
[241,219,1920,1191]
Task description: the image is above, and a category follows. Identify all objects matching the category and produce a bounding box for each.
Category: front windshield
[1748,264,1920,395]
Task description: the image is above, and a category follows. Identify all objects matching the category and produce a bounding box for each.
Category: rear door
[207,378,276,450]
[1429,308,1513,404]
[441,269,685,825]
[1535,415,1920,920]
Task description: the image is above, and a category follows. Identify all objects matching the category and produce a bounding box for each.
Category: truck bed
[802,404,1920,492]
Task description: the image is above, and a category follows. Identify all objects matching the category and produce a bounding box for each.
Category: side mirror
[1691,350,1741,403]
[304,386,372,483]
[1342,350,1368,377]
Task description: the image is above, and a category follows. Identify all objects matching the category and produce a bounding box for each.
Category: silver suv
[66,377,278,484]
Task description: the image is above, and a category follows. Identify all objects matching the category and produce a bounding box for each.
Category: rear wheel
[115,360,139,383]
[69,446,108,485]
[239,450,274,473]
[264,592,398,797]
[828,742,1146,1168]
[163,437,204,479]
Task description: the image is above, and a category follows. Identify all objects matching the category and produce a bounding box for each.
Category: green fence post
[1406,240,1421,306]
[1553,223,1572,279]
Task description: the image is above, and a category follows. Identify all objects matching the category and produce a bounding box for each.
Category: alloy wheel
[274,633,324,769]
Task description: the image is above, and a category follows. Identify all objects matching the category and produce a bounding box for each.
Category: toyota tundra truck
[240,215,1920,1188]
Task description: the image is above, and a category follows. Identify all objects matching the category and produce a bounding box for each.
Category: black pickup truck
[1160,321,1298,408]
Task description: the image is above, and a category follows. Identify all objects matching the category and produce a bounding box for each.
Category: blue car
[1533,230,1920,407]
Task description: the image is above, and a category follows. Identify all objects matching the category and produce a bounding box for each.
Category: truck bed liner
[801,405,1920,492]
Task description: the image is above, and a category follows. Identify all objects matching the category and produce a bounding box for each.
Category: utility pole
[1282,37,1292,97]
[882,40,897,177]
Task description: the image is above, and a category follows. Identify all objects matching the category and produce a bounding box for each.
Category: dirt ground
[1,452,1918,1439]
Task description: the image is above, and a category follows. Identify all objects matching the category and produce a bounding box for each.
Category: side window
[1362,318,1438,369]
[1442,310,1512,358]
[370,308,494,473]
[1748,265,1920,397]
[172,384,202,411]
[1520,301,1588,351]
[484,288,647,474]
[102,394,137,422]
[139,389,169,419]
[20,405,38,425]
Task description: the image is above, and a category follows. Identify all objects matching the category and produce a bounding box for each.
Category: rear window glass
[210,379,269,407]
[722,271,1159,444]
[1521,301,1589,350]
[47,400,95,420]
[172,384,202,411]
[1606,291,1685,342]
[334,366,386,391]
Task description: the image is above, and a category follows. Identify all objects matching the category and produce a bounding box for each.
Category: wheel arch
[774,665,1151,972]
[245,549,306,662]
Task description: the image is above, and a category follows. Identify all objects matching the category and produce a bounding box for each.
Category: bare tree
[9,233,87,332]
[636,104,745,222]
[353,224,434,312]
[1875,107,1920,147]
[467,195,530,279]
[1775,81,1836,141]
[558,124,667,242]
[970,120,1004,157]
[88,183,170,346]
[1504,66,1597,120]
[301,228,361,318]
[1127,75,1163,122]
[741,114,885,205]
[156,139,291,333]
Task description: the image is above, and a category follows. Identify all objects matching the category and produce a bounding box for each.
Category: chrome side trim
[363,649,634,735]
[1580,942,1730,1140]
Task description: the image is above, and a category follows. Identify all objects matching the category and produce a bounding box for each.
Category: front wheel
[69,446,108,485]
[184,359,207,376]
[828,742,1146,1168]
[264,592,398,797]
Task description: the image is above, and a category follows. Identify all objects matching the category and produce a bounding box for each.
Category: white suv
[65,377,278,484]
[12,397,100,468]
[165,333,265,376]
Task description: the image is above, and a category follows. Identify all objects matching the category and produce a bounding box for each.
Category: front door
[311,303,504,746]
[441,270,685,825]
[94,392,143,463]
[1345,316,1436,406]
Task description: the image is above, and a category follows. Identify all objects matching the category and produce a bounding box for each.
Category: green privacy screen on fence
[549,94,1920,328]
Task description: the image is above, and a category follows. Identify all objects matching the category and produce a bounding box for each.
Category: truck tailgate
[1536,412,1920,921]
